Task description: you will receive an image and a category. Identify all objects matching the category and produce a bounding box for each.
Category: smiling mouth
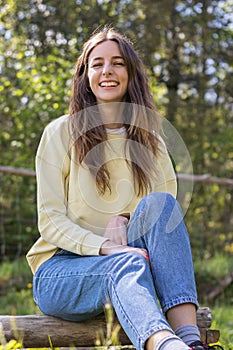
[99,81,119,87]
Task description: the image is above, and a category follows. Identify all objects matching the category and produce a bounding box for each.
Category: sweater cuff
[79,233,110,256]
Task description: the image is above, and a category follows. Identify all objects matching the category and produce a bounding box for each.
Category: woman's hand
[104,215,128,245]
[100,240,149,260]
[100,215,149,262]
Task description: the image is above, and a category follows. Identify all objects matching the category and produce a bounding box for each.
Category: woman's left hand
[104,215,128,245]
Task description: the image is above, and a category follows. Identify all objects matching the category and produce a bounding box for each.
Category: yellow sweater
[26,115,177,274]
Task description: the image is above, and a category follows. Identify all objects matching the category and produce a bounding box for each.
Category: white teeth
[100,82,118,87]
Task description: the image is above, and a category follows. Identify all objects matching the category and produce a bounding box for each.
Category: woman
[27,27,221,350]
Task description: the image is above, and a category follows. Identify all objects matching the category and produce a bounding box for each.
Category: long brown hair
[69,26,161,196]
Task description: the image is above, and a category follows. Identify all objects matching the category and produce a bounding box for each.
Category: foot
[189,340,224,350]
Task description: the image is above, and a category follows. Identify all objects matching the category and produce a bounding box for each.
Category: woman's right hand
[99,239,148,260]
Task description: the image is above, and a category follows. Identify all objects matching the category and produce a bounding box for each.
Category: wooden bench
[0,307,220,348]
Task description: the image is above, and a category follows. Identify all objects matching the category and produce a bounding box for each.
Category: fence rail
[0,165,233,185]
[0,165,36,177]
[177,173,233,186]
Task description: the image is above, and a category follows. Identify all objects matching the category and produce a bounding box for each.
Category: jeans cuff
[162,296,199,314]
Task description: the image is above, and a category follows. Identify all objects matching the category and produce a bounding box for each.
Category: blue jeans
[33,193,198,350]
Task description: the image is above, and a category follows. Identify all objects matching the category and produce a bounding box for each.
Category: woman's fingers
[100,241,148,260]
[104,215,128,245]
[101,216,149,263]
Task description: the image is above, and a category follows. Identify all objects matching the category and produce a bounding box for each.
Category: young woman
[27,27,222,350]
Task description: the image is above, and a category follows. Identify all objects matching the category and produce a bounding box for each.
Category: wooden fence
[1,165,233,185]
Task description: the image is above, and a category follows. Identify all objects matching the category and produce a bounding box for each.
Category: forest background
[0,0,233,347]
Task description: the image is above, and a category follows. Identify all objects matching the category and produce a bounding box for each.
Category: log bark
[0,308,220,348]
[206,330,221,345]
[196,306,212,328]
[1,314,129,348]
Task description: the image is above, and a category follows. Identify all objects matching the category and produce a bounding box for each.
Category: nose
[102,62,112,76]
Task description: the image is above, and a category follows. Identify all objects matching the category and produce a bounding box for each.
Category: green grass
[0,257,39,315]
[194,254,233,349]
[195,254,233,279]
[211,304,233,350]
[0,288,39,315]
[194,253,233,306]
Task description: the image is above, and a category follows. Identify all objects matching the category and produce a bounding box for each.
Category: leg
[127,192,198,327]
[166,303,197,329]
[33,250,173,350]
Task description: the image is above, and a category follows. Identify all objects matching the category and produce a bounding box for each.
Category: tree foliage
[0,0,232,261]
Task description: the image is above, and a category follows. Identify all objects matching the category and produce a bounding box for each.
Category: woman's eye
[92,63,102,68]
[113,61,125,66]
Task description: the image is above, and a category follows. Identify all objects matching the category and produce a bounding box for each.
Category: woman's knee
[138,192,176,220]
[144,192,181,219]
[144,192,176,207]
[111,252,149,278]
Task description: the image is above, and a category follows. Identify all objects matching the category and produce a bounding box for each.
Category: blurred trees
[0,0,232,261]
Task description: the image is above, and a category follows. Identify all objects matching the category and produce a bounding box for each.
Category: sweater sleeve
[36,116,109,256]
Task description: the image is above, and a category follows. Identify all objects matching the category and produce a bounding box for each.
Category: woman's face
[87,40,129,104]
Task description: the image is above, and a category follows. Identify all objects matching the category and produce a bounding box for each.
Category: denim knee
[142,192,177,211]
[140,192,183,234]
[109,252,150,285]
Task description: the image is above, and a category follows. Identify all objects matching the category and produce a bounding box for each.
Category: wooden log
[0,314,121,348]
[206,330,220,345]
[199,328,220,344]
[0,308,220,348]
[196,307,220,344]
[196,307,212,328]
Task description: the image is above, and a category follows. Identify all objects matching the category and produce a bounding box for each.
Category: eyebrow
[91,55,125,61]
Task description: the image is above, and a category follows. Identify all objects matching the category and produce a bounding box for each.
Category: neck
[98,102,125,129]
